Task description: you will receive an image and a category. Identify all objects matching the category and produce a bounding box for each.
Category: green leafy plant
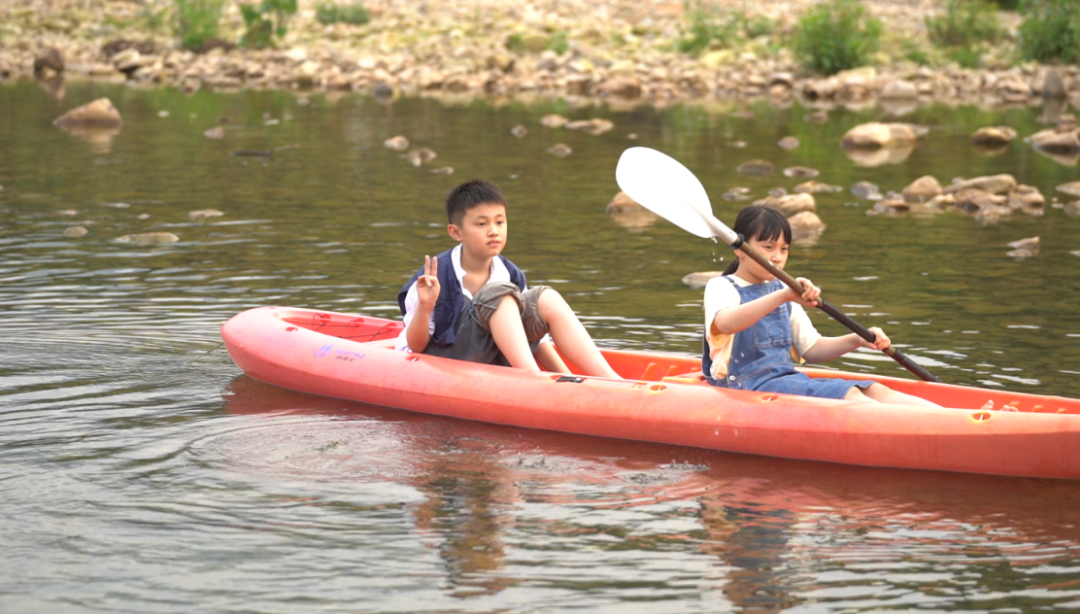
[924,0,1001,66]
[792,0,882,75]
[899,39,931,65]
[676,1,743,54]
[1017,0,1080,64]
[315,1,370,26]
[175,0,223,52]
[240,0,297,49]
[505,33,525,52]
[546,30,570,55]
[745,14,774,38]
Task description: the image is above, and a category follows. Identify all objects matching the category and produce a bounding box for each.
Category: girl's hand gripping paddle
[615,146,941,383]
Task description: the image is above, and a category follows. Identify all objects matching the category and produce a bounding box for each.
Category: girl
[703,205,938,406]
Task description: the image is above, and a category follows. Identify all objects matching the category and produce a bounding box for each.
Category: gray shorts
[422,282,552,366]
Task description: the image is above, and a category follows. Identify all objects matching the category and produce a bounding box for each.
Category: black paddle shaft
[734,238,942,383]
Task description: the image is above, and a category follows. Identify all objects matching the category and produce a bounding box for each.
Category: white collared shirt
[395,245,513,352]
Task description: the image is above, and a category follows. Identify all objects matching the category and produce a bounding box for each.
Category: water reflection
[222,375,1080,610]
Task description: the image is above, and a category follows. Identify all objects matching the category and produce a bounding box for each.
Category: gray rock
[1044,69,1067,100]
[511,124,528,138]
[851,181,882,200]
[736,160,773,177]
[63,226,88,237]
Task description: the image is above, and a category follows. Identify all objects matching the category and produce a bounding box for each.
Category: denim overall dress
[704,278,872,399]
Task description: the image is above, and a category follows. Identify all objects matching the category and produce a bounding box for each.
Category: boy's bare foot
[979,400,994,411]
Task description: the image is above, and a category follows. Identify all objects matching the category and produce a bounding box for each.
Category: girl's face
[734,233,789,284]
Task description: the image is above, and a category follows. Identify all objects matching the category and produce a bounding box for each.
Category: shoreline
[2,0,1079,112]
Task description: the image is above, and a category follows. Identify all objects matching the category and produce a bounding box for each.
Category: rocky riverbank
[3,0,1080,112]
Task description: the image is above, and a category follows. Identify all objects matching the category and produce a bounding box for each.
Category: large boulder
[53,98,123,128]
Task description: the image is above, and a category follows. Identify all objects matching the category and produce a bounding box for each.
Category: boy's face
[448,202,507,260]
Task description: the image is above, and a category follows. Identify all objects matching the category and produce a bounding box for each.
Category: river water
[2,78,1080,612]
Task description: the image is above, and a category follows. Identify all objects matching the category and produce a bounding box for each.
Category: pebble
[547,144,572,157]
[430,166,455,174]
[115,232,180,246]
[189,209,224,220]
[783,166,819,178]
[794,181,842,194]
[383,136,409,151]
[204,126,225,139]
[851,181,882,200]
[777,136,799,150]
[63,226,88,237]
[682,271,725,287]
[511,125,528,138]
[540,114,568,128]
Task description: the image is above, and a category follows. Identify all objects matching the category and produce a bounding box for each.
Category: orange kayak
[221,306,1080,479]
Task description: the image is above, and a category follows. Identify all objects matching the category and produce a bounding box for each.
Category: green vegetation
[546,31,570,55]
[240,0,298,49]
[675,1,776,55]
[676,2,741,54]
[314,2,370,26]
[925,0,1002,67]
[792,0,882,75]
[175,0,223,52]
[1017,0,1080,64]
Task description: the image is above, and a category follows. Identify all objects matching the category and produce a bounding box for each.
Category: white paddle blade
[615,147,737,243]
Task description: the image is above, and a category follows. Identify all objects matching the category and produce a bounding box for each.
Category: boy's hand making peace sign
[416,255,441,312]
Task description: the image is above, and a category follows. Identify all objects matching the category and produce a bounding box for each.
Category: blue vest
[703,278,799,389]
[397,248,527,347]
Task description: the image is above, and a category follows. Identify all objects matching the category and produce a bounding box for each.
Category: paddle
[615,146,941,383]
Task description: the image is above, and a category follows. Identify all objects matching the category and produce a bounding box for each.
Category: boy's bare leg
[537,290,621,379]
[488,295,541,370]
[845,383,940,407]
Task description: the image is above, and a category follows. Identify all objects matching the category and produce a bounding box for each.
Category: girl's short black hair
[446,180,507,225]
[722,206,792,275]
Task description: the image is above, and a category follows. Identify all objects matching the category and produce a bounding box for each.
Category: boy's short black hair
[446,180,506,225]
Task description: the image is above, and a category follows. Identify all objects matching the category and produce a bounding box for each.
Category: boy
[396,180,620,378]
